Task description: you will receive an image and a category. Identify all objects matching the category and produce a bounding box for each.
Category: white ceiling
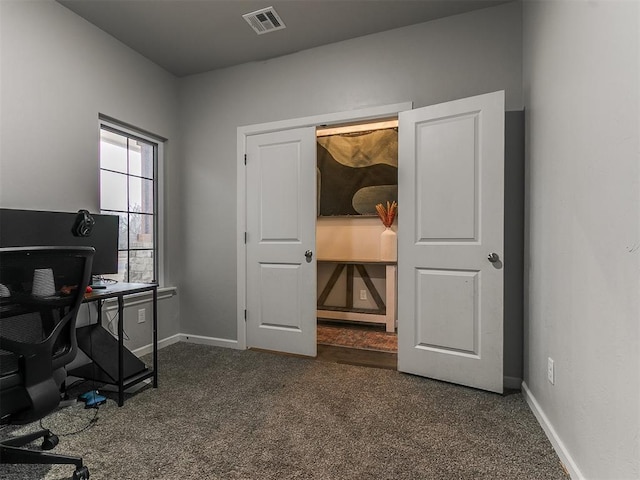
[57,0,511,77]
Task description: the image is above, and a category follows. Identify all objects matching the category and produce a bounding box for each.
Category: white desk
[317,260,397,332]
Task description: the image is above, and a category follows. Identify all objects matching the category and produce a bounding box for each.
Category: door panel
[398,91,504,393]
[417,113,478,240]
[258,144,304,241]
[416,268,478,354]
[259,263,303,330]
[246,127,317,356]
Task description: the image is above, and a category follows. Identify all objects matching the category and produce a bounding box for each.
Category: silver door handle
[305,250,313,261]
[488,253,500,263]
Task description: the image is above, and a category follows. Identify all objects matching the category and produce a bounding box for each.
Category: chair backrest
[0,246,94,423]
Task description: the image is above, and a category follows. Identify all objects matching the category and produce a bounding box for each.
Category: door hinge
[244,309,247,321]
[244,154,247,165]
[244,232,247,244]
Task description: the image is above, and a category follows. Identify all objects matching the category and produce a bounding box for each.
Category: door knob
[305,250,313,261]
[487,253,500,263]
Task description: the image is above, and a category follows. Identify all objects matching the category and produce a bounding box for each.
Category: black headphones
[72,209,95,237]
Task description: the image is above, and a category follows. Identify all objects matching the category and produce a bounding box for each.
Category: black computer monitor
[0,208,119,276]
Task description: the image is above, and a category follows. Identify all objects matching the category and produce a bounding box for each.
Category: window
[99,122,160,284]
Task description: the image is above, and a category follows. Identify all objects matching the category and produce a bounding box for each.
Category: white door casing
[245,127,317,356]
[397,91,505,393]
[237,102,412,351]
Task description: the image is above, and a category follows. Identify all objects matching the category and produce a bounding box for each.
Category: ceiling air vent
[242,6,286,35]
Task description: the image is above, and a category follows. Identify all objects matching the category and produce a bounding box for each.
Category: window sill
[102,286,177,311]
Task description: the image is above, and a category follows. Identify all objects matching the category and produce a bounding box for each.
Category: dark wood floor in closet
[316,344,397,370]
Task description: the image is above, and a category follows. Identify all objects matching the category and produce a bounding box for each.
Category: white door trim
[237,102,413,349]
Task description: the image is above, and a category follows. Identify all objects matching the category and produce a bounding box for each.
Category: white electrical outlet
[360,289,367,300]
[547,357,555,384]
[138,308,146,324]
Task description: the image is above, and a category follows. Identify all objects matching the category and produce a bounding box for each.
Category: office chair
[0,246,94,480]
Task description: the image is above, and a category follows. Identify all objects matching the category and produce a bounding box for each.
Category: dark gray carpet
[1,342,568,480]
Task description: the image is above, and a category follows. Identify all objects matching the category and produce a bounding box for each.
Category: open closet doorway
[239,92,506,393]
[237,102,411,360]
[315,119,399,369]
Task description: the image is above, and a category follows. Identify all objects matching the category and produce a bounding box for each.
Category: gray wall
[5,0,638,476]
[0,0,182,347]
[178,1,524,341]
[523,1,639,478]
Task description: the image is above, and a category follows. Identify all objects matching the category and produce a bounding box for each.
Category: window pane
[129,250,154,283]
[129,176,154,214]
[99,123,158,285]
[101,170,128,211]
[129,213,154,250]
[118,213,129,250]
[102,210,128,250]
[129,140,154,179]
[103,251,128,283]
[100,130,127,173]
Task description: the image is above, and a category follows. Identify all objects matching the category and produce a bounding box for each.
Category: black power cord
[39,407,99,437]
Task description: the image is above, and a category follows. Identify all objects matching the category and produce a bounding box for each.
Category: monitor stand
[89,278,110,289]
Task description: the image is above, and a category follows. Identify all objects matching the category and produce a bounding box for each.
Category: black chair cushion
[0,380,30,421]
[0,349,19,377]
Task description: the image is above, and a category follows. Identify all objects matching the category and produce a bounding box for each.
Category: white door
[245,127,317,356]
[397,91,505,393]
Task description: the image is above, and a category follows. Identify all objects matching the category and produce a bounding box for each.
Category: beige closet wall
[317,217,394,261]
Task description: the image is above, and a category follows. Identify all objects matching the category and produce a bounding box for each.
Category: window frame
[98,117,165,286]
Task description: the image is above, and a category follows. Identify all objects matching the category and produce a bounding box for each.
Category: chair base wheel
[41,433,59,450]
[73,465,90,480]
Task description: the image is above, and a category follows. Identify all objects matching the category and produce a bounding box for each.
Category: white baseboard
[132,333,181,357]
[503,376,522,390]
[132,333,239,356]
[179,333,239,349]
[521,382,584,480]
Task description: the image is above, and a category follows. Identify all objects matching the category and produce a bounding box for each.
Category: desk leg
[117,295,124,407]
[385,265,397,333]
[97,299,103,324]
[152,287,158,388]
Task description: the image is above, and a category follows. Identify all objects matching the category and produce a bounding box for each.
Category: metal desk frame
[81,282,158,406]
